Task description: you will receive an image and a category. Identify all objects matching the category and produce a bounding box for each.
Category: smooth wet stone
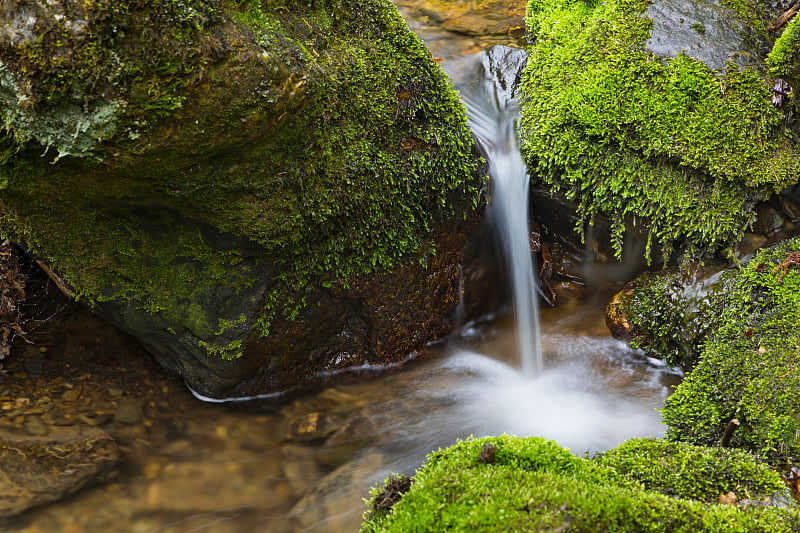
[0,425,119,518]
[753,204,785,238]
[645,0,768,72]
[22,416,47,436]
[286,412,344,443]
[22,351,45,378]
[290,451,385,531]
[61,387,81,402]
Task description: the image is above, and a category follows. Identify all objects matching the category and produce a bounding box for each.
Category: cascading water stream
[456,47,543,376]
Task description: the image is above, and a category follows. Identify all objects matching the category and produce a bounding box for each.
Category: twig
[35,260,74,298]
[769,1,800,31]
[720,419,740,447]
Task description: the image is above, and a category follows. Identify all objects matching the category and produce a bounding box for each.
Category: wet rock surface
[0,425,119,518]
[395,0,526,37]
[393,0,527,59]
[645,0,770,72]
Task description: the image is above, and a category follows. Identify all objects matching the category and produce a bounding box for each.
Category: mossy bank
[361,435,800,532]
[519,0,800,260]
[0,0,490,397]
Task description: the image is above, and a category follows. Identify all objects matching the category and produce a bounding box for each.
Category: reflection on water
[2,301,676,533]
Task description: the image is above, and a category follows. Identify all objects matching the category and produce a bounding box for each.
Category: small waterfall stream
[0,13,677,533]
[457,47,543,376]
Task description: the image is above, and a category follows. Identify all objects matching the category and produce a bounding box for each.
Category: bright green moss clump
[361,435,799,532]
[662,238,800,460]
[596,438,788,502]
[768,15,800,80]
[519,0,800,260]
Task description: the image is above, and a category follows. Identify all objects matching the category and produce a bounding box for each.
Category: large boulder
[519,0,800,261]
[0,0,491,398]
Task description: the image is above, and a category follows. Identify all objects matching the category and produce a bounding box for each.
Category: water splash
[455,46,543,376]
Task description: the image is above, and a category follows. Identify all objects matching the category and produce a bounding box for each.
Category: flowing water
[459,45,543,376]
[0,4,680,533]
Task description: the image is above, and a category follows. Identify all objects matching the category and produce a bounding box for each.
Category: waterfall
[456,46,543,376]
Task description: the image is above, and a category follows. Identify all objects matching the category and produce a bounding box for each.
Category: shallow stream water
[1,3,680,532]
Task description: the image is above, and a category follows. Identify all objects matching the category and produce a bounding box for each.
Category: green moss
[644,238,800,460]
[361,435,800,532]
[0,0,484,360]
[0,0,222,158]
[520,0,800,261]
[596,438,789,502]
[767,15,800,79]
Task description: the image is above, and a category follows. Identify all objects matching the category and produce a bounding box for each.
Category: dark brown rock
[235,209,501,396]
[0,425,119,518]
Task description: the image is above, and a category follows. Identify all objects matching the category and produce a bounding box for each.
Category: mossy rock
[608,237,800,459]
[361,435,800,532]
[605,266,731,368]
[0,0,488,397]
[661,238,800,460]
[519,0,800,261]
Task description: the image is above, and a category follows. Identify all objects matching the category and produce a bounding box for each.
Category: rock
[22,416,47,436]
[610,238,800,459]
[605,287,636,342]
[752,204,786,238]
[22,350,45,378]
[411,0,526,37]
[0,1,495,398]
[0,425,119,518]
[291,451,385,531]
[286,412,341,443]
[645,0,768,73]
[113,398,144,425]
[521,0,800,262]
[61,386,81,403]
[605,267,729,369]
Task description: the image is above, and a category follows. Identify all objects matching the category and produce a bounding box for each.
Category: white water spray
[457,47,543,376]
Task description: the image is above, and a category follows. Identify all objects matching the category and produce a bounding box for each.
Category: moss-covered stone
[661,238,800,460]
[609,237,800,460]
[0,0,488,397]
[519,0,800,261]
[606,266,731,368]
[361,435,800,532]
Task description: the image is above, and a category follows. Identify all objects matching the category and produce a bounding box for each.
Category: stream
[0,3,679,533]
